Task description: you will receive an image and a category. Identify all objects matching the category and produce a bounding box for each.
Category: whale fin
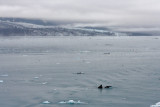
[105,86,112,88]
[98,85,103,89]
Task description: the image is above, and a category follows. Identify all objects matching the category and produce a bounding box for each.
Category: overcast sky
[0,0,160,26]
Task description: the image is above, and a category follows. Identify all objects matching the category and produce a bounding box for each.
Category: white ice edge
[42,101,50,104]
[151,102,160,107]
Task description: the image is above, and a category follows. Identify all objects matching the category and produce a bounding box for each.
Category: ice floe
[42,101,50,104]
[34,77,39,79]
[79,51,91,53]
[151,102,160,107]
[0,80,3,83]
[42,82,48,85]
[59,100,86,104]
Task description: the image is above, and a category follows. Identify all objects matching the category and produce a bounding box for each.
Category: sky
[0,0,160,26]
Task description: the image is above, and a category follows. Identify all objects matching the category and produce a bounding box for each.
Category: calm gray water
[0,36,160,107]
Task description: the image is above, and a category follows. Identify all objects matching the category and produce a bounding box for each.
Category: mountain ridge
[0,17,157,36]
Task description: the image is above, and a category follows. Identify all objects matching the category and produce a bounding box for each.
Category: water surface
[0,36,160,107]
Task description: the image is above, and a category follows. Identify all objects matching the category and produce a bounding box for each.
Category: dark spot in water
[104,52,110,55]
[154,38,159,39]
[105,44,112,46]
[98,85,103,89]
[76,72,85,74]
[105,86,112,89]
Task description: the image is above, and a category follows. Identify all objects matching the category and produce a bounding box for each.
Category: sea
[0,36,160,107]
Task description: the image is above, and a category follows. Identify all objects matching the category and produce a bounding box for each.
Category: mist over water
[0,36,160,107]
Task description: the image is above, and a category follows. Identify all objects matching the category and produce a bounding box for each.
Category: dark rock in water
[105,86,112,88]
[98,85,103,89]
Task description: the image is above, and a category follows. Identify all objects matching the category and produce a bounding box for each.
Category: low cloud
[0,0,160,26]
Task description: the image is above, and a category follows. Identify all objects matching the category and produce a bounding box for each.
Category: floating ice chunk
[151,102,160,107]
[68,100,85,104]
[151,105,160,107]
[80,51,91,53]
[59,100,85,104]
[42,82,48,85]
[156,102,160,105]
[34,77,39,79]
[42,101,50,104]
[77,100,83,104]
[68,100,75,104]
[0,80,3,83]
[59,101,66,104]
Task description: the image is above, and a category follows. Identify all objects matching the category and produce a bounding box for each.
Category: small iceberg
[34,77,39,79]
[0,80,3,83]
[68,100,75,104]
[151,102,160,107]
[80,51,91,53]
[42,101,50,104]
[42,82,48,85]
[59,101,66,104]
[59,100,85,104]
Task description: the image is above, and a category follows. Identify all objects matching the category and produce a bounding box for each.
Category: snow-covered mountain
[0,17,156,36]
[0,22,116,36]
